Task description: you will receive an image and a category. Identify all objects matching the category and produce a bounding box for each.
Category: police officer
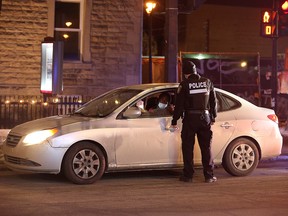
[170,60,217,183]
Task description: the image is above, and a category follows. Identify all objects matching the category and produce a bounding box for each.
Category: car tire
[62,142,106,184]
[222,138,259,176]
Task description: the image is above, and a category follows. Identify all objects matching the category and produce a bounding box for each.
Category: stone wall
[1,1,288,97]
[63,0,143,96]
[0,0,48,95]
[0,0,143,97]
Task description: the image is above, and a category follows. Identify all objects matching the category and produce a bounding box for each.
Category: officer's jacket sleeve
[209,82,217,121]
[171,82,185,125]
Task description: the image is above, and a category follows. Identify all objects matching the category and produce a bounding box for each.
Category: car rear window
[216,91,241,112]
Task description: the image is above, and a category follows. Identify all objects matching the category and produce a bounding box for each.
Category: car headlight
[23,129,58,145]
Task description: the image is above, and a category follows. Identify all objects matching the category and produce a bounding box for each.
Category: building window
[54,0,82,61]
[48,0,91,63]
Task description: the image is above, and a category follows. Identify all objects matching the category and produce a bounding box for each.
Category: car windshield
[74,88,142,117]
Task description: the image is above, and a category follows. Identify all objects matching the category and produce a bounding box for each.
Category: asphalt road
[0,158,288,216]
[0,129,287,216]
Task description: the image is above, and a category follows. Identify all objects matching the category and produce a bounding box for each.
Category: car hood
[11,115,96,135]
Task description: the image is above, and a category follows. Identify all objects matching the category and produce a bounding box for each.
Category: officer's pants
[181,113,214,179]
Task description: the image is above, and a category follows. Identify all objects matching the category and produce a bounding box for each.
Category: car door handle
[220,122,234,129]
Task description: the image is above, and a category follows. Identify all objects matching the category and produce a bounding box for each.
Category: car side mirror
[123,107,141,119]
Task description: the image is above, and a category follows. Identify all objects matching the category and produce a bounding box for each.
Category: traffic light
[279,1,288,36]
[260,10,276,37]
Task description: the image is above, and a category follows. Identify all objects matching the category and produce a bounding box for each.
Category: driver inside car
[148,92,174,116]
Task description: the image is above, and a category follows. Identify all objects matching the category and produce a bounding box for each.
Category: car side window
[117,89,177,119]
[216,91,241,112]
[141,90,175,118]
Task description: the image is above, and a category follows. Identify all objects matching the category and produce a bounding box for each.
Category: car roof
[115,83,254,107]
[117,83,179,91]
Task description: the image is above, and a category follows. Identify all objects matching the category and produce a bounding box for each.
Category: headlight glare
[23,129,58,145]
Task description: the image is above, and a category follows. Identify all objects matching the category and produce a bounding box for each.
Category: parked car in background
[2,83,283,184]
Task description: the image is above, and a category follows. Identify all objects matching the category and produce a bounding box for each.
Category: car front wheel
[62,142,106,184]
[222,138,259,176]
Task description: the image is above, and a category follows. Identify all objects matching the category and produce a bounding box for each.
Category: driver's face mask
[158,102,168,109]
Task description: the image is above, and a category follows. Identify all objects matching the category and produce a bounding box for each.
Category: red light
[281,1,288,14]
[267,114,278,124]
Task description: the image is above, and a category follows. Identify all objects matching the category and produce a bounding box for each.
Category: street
[0,157,288,216]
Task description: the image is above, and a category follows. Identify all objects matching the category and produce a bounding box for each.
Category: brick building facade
[0,0,143,97]
[0,1,287,98]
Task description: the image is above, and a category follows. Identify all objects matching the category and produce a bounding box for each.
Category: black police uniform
[171,71,217,181]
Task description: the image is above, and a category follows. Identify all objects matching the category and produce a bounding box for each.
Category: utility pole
[145,2,157,83]
[272,0,279,112]
[165,0,178,83]
[164,0,206,82]
[261,0,280,112]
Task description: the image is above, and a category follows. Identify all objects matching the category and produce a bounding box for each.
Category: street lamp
[145,2,156,83]
[146,2,156,14]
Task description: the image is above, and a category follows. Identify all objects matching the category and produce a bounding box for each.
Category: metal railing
[0,95,92,129]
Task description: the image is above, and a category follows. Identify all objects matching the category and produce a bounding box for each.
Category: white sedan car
[3,84,283,184]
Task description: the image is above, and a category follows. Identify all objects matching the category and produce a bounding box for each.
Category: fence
[0,95,92,129]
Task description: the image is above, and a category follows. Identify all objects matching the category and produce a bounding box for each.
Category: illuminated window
[54,1,81,60]
[47,0,91,62]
